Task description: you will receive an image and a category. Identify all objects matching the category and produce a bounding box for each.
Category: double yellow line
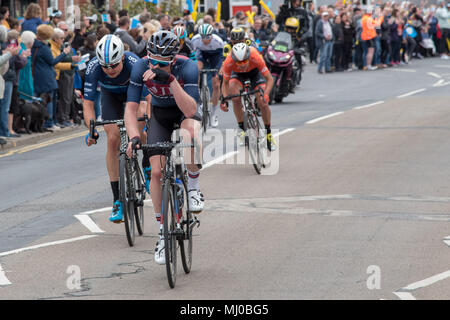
[0,128,103,158]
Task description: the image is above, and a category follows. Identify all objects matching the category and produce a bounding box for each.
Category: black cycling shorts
[230,69,266,89]
[101,90,127,121]
[147,105,197,158]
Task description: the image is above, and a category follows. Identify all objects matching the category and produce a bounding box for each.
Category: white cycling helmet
[231,42,250,62]
[198,23,214,36]
[96,34,124,66]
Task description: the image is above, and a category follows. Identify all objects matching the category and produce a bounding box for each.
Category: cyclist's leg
[101,91,125,213]
[254,80,275,151]
[180,117,204,213]
[229,76,244,124]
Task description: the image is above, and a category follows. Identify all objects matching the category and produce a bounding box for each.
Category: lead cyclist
[125,30,204,265]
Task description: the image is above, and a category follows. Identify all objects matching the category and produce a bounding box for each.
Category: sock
[211,105,218,116]
[265,124,271,135]
[187,170,200,191]
[110,181,119,202]
[142,150,150,169]
[238,122,245,131]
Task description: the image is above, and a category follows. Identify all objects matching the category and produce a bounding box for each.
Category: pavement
[0,57,449,300]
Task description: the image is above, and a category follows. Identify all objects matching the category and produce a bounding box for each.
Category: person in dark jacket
[31,24,70,130]
[276,0,309,37]
[341,12,354,70]
[21,3,43,34]
[332,14,345,71]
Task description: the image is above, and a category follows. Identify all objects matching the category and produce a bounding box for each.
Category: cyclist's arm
[171,66,198,118]
[83,59,99,127]
[125,60,146,140]
[262,71,274,97]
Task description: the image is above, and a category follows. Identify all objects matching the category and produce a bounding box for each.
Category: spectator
[4,30,29,137]
[114,16,146,55]
[333,14,345,71]
[96,26,110,41]
[31,24,70,130]
[390,9,402,65]
[106,9,118,34]
[252,16,271,42]
[341,12,354,70]
[21,3,43,34]
[139,12,152,25]
[361,8,377,70]
[49,10,63,28]
[18,31,36,101]
[315,11,334,74]
[436,0,450,59]
[118,9,129,18]
[158,14,171,31]
[9,18,20,33]
[0,7,10,30]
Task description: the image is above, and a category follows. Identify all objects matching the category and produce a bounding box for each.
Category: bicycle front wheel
[245,106,266,175]
[119,154,135,246]
[132,157,145,236]
[162,180,177,288]
[201,86,210,136]
[179,178,193,274]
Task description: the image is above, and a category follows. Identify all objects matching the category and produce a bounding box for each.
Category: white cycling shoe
[188,189,204,213]
[154,238,165,265]
[210,107,219,128]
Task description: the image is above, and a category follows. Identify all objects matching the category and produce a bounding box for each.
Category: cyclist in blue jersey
[191,24,224,128]
[125,30,203,265]
[83,34,148,223]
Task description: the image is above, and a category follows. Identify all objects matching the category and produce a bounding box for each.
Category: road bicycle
[222,80,267,174]
[89,116,148,246]
[141,138,200,288]
[199,68,218,136]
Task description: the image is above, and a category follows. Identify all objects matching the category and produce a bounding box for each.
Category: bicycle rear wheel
[201,86,210,136]
[162,180,177,288]
[119,154,135,246]
[179,178,193,274]
[244,103,265,175]
[132,157,145,236]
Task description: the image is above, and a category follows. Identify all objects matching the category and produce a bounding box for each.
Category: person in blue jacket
[21,3,43,34]
[31,24,71,130]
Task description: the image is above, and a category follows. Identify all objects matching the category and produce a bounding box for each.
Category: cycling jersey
[222,46,270,81]
[191,33,224,54]
[127,54,200,108]
[223,39,259,57]
[178,38,197,61]
[83,51,139,101]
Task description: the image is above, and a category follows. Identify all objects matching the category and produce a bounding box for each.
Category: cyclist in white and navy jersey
[83,34,147,223]
[124,30,204,265]
[191,23,224,128]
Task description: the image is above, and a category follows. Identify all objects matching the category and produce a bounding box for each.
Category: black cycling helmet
[230,27,245,41]
[147,30,180,59]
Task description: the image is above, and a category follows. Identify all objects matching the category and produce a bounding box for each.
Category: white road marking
[389,69,416,73]
[353,101,385,110]
[402,270,450,291]
[0,235,98,258]
[427,72,442,79]
[397,88,426,98]
[74,215,105,233]
[80,206,112,215]
[202,128,295,169]
[444,239,450,247]
[306,112,344,124]
[393,292,416,300]
[0,264,12,286]
[432,79,445,87]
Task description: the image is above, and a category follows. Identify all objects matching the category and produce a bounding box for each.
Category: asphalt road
[0,57,449,300]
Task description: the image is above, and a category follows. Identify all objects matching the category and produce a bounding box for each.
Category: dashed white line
[397,88,426,98]
[306,112,344,124]
[393,292,416,300]
[0,264,12,286]
[0,235,98,258]
[74,215,105,233]
[353,101,384,110]
[402,270,450,291]
[427,72,442,79]
[433,79,445,87]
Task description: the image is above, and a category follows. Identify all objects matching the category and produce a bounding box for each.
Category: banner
[216,1,221,23]
[259,0,275,20]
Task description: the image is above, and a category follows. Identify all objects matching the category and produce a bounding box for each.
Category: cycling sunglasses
[100,61,121,69]
[236,59,249,66]
[149,58,172,67]
[201,35,212,40]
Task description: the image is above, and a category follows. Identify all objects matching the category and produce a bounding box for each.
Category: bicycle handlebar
[140,142,194,152]
[89,114,149,139]
[200,68,218,73]
[221,87,264,102]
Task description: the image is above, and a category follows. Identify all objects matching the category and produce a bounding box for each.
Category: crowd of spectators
[0,0,449,145]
